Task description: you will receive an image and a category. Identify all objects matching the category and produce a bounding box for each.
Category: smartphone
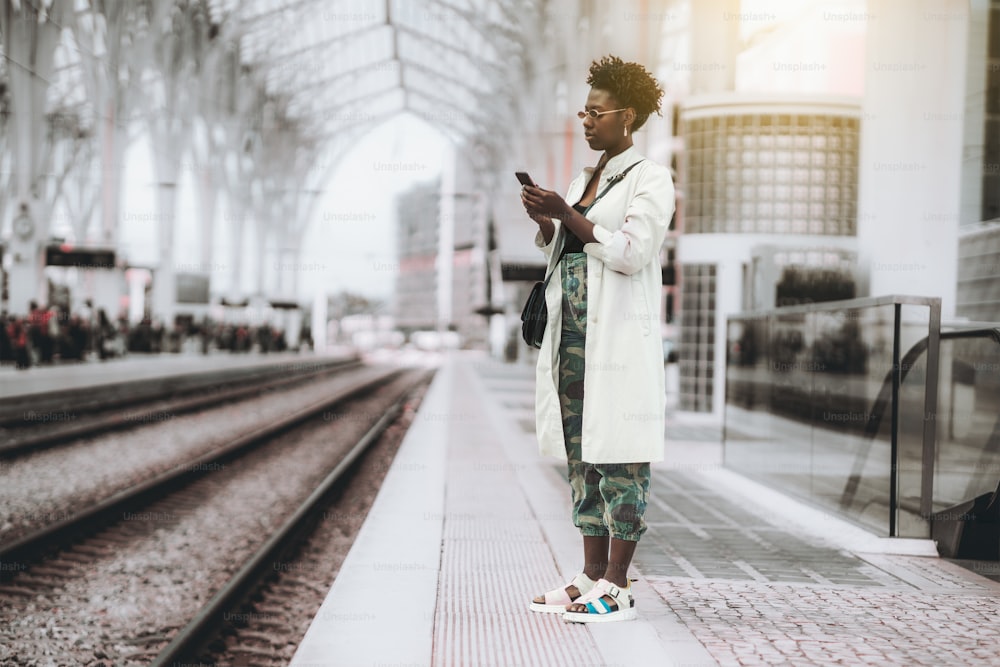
[515,171,536,188]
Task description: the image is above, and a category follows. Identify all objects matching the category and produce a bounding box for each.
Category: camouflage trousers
[558,252,651,542]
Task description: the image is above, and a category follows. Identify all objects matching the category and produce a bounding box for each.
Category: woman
[521,55,674,623]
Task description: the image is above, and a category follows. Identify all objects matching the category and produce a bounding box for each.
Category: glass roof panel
[3,0,528,185]
[216,0,524,152]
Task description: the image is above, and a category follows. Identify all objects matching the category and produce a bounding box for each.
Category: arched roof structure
[0,0,547,316]
[207,0,535,172]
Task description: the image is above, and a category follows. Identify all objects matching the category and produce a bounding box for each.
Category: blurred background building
[394,180,441,334]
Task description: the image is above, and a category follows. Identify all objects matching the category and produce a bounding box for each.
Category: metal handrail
[730,294,942,320]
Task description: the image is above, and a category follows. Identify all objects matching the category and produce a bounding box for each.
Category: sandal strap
[541,572,594,605]
[584,597,618,614]
[543,587,573,605]
[570,572,595,593]
[571,578,632,614]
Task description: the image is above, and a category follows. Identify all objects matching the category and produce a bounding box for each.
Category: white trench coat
[534,146,675,464]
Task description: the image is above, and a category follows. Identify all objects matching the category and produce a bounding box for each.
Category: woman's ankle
[602,572,630,588]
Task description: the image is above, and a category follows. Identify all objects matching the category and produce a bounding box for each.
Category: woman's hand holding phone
[518,171,543,221]
[518,172,565,247]
[519,172,571,222]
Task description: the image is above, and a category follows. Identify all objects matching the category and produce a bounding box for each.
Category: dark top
[560,163,617,260]
[560,202,589,257]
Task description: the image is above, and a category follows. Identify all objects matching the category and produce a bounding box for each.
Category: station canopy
[206,0,532,161]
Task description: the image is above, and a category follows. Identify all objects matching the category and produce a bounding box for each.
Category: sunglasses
[577,108,627,119]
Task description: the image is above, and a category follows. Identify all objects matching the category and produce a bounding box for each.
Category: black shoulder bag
[520,160,644,348]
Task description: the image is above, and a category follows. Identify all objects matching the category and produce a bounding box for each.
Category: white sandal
[528,572,595,613]
[562,578,636,623]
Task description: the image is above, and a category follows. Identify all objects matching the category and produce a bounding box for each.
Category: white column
[689,0,740,94]
[90,269,122,320]
[437,144,456,332]
[958,0,991,227]
[311,291,327,352]
[151,182,178,326]
[856,1,969,319]
[714,256,744,417]
[2,2,66,314]
[6,211,45,313]
[126,269,149,324]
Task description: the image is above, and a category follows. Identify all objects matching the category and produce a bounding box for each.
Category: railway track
[0,355,360,456]
[164,373,433,667]
[0,363,435,666]
[0,360,389,548]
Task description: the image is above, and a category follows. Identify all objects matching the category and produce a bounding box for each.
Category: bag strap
[540,260,557,290]
[581,159,644,215]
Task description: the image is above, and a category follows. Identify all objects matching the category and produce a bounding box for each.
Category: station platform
[290,353,1000,667]
[0,348,356,401]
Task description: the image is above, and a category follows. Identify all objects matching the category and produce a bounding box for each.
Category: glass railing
[724,296,942,537]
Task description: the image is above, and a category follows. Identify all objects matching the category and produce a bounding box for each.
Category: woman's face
[582,88,630,152]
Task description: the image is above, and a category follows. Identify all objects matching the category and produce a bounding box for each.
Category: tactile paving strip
[432,371,598,667]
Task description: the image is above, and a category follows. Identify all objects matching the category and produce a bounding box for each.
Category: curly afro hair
[586,55,664,132]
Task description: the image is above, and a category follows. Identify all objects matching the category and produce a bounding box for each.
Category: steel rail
[0,358,362,457]
[0,355,359,427]
[150,370,433,667]
[0,365,405,574]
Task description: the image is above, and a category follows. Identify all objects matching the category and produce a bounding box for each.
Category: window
[679,264,717,412]
[680,110,859,235]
